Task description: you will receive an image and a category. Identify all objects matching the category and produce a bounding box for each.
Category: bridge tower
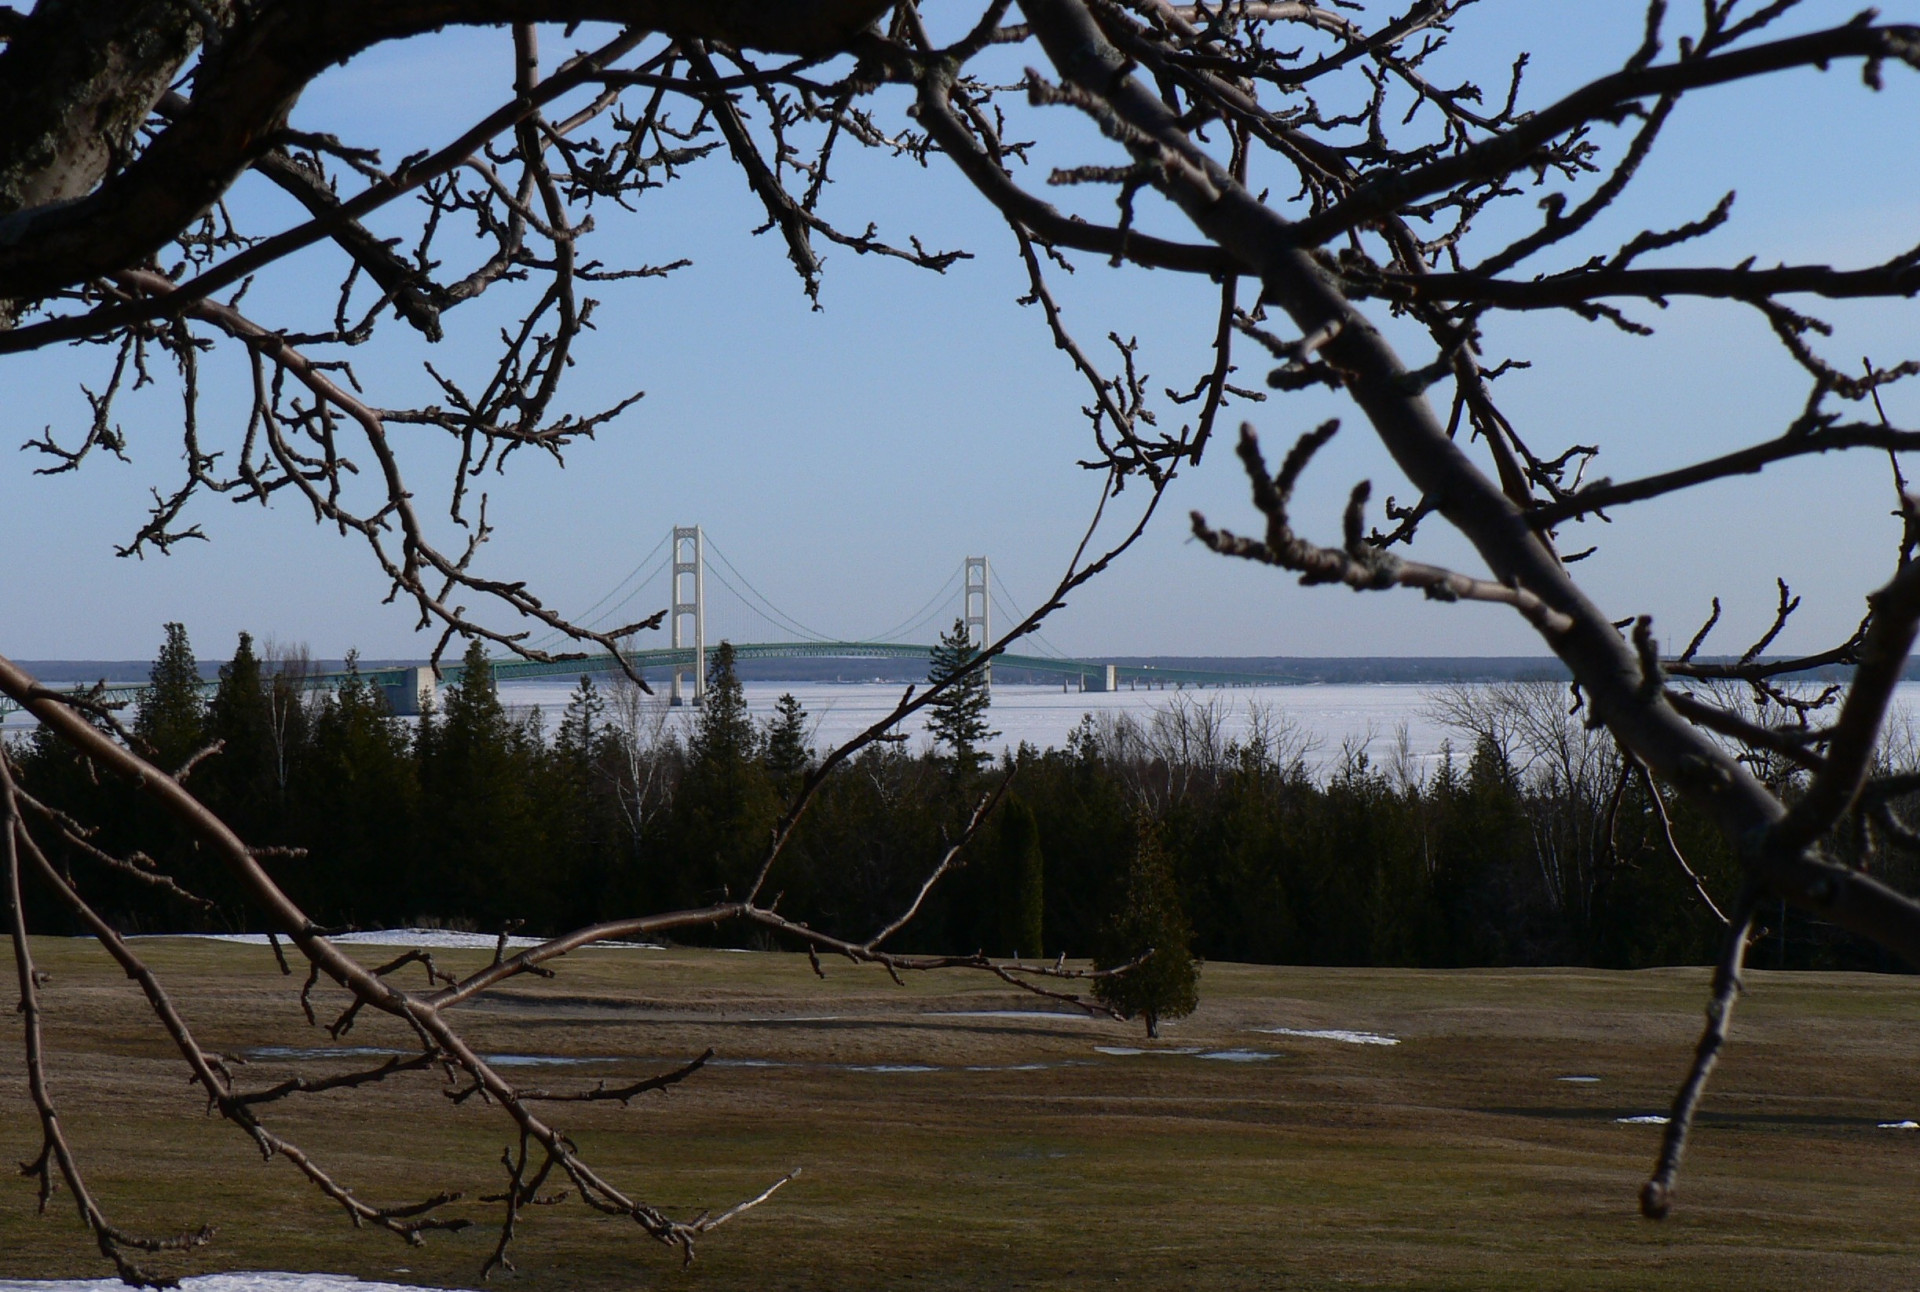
[964,555,991,689]
[670,525,706,706]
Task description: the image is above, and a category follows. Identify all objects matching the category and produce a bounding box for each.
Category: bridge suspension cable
[868,561,965,643]
[702,537,837,643]
[527,532,671,653]
[571,530,669,626]
[988,572,1069,659]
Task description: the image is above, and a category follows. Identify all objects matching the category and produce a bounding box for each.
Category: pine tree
[543,673,622,932]
[671,641,777,912]
[135,621,206,766]
[416,640,546,926]
[764,692,811,778]
[441,640,509,751]
[691,641,757,766]
[926,618,997,772]
[996,797,1045,959]
[556,674,605,763]
[1094,814,1200,1038]
[293,652,419,928]
[204,631,279,835]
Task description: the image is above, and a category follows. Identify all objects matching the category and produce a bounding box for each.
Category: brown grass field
[3,937,1920,1290]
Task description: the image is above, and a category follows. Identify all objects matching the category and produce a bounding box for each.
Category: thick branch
[0,0,896,309]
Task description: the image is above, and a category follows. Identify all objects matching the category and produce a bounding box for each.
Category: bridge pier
[1079,664,1118,693]
[381,666,436,717]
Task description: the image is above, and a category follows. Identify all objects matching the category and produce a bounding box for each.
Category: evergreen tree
[292,652,419,928]
[691,642,757,765]
[926,618,997,772]
[995,797,1045,958]
[764,692,811,778]
[540,673,623,931]
[441,640,509,749]
[204,632,281,834]
[1094,814,1200,1038]
[417,640,546,925]
[671,641,777,912]
[557,675,605,763]
[136,621,206,766]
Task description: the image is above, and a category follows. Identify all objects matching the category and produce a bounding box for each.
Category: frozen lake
[498,676,1920,774]
[502,678,1478,771]
[12,674,1919,776]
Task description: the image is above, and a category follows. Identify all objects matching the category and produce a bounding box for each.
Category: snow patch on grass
[1252,1027,1399,1046]
[0,1276,462,1292]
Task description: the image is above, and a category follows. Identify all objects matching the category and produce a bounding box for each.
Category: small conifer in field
[1095,814,1200,1038]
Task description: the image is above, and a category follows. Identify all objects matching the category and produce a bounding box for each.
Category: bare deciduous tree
[5,0,1920,1278]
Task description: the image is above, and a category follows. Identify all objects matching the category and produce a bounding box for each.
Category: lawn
[3,938,1919,1290]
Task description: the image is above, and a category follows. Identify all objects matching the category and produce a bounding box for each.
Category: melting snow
[1197,1049,1279,1062]
[966,1062,1054,1072]
[1252,1027,1399,1046]
[1617,1115,1670,1125]
[1556,1075,1602,1084]
[1878,1120,1920,1130]
[847,1064,939,1074]
[248,1046,399,1060]
[1094,1046,1200,1057]
[0,1276,459,1292]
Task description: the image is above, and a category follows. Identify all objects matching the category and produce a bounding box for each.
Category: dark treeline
[11,624,1915,974]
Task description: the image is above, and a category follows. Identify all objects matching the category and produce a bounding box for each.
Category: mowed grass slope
[3,939,1919,1291]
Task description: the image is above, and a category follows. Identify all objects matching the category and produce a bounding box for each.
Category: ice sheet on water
[1556,1075,1602,1083]
[1197,1050,1279,1062]
[1094,1045,1200,1057]
[491,680,1482,770]
[0,1276,464,1292]
[1252,1027,1399,1046]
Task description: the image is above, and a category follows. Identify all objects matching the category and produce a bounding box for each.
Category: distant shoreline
[10,654,1874,688]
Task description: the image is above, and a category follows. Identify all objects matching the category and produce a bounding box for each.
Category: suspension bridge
[3,526,1299,719]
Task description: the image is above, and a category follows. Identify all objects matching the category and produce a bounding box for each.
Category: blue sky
[4,2,1917,663]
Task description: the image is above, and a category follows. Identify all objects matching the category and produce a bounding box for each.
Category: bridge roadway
[0,642,1301,718]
